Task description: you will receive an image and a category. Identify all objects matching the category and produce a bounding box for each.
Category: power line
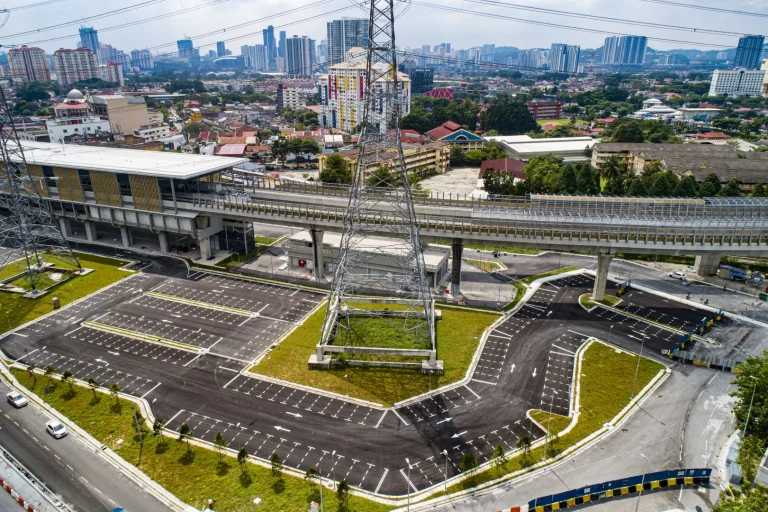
[17,0,231,47]
[4,0,168,38]
[639,0,768,19]
[410,1,733,48]
[463,0,752,38]
[6,0,69,11]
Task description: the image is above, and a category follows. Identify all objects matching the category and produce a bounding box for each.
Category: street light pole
[332,450,336,491]
[318,468,324,512]
[405,457,412,511]
[631,332,647,400]
[743,375,759,437]
[345,373,349,398]
[543,389,558,460]
[442,449,448,494]
[635,453,648,512]
[5,311,11,331]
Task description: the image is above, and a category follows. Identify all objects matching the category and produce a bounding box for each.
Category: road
[0,377,170,512]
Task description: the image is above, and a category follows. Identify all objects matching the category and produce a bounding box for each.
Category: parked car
[6,391,27,408]
[45,420,67,439]
[669,271,687,280]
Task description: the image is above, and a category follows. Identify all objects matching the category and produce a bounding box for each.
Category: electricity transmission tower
[317,0,438,370]
[0,86,81,294]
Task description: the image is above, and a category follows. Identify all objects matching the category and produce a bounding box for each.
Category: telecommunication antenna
[0,85,81,294]
[316,0,438,371]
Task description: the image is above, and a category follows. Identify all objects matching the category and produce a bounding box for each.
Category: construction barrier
[0,476,36,511]
[526,468,711,512]
[671,310,725,352]
[667,349,741,373]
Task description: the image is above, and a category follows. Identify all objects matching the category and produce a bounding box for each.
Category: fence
[671,309,725,352]
[667,349,741,372]
[526,468,712,512]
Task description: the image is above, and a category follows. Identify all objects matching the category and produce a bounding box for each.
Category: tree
[460,452,479,478]
[479,98,539,135]
[320,153,353,184]
[109,383,121,404]
[213,431,228,463]
[642,160,664,176]
[649,172,679,197]
[181,121,205,140]
[464,149,485,165]
[87,377,99,398]
[599,155,628,183]
[305,466,318,489]
[751,183,768,197]
[152,418,164,437]
[702,173,723,194]
[258,129,274,141]
[713,486,768,512]
[270,450,282,477]
[627,179,649,196]
[44,365,55,388]
[449,145,466,167]
[336,479,350,508]
[61,370,74,392]
[516,435,532,462]
[732,353,768,441]
[575,165,600,195]
[603,177,625,196]
[491,445,508,474]
[675,175,698,197]
[178,423,192,451]
[366,164,396,188]
[737,435,766,486]
[557,165,578,194]
[237,447,249,474]
[699,180,718,198]
[719,178,743,197]
[610,121,644,143]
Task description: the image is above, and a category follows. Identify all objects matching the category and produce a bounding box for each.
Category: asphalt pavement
[0,378,170,512]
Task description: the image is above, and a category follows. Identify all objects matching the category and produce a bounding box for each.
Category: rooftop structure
[486,135,595,162]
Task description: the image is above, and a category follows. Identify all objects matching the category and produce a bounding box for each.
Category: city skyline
[4,0,767,58]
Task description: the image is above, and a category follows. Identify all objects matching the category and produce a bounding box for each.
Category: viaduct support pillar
[451,238,463,297]
[694,254,721,277]
[120,226,132,248]
[310,227,324,281]
[58,217,72,238]
[158,232,169,253]
[593,252,614,301]
[199,236,212,260]
[84,221,97,242]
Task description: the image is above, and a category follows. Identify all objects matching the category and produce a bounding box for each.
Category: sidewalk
[0,445,66,512]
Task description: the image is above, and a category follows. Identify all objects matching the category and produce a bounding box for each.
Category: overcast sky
[4,0,767,56]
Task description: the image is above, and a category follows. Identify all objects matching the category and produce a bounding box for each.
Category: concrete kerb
[0,362,192,512]
[718,430,740,491]
[401,340,670,511]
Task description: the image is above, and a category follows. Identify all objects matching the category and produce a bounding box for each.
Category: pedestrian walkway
[0,446,67,512]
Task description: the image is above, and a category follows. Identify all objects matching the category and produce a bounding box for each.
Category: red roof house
[427,121,462,140]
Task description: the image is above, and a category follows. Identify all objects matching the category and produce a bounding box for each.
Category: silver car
[46,420,67,439]
[6,391,27,408]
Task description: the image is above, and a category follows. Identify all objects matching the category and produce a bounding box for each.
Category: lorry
[718,265,748,281]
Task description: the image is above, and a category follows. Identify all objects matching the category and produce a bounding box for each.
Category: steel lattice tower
[0,86,81,294]
[318,0,437,365]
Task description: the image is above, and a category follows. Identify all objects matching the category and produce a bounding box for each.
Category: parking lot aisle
[65,327,198,366]
[540,333,589,417]
[95,312,221,349]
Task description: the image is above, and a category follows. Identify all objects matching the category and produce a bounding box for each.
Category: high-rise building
[709,67,766,97]
[550,43,580,73]
[241,44,268,71]
[98,61,124,86]
[602,36,647,65]
[276,83,307,111]
[130,49,153,70]
[176,38,199,63]
[78,27,99,54]
[734,35,765,70]
[8,45,50,83]
[278,31,287,60]
[519,49,546,69]
[216,41,226,57]
[411,68,434,94]
[52,48,98,86]
[317,39,328,65]
[262,25,277,70]
[285,35,315,78]
[326,18,368,66]
[317,48,410,133]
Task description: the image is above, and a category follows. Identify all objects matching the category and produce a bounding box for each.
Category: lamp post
[743,375,759,437]
[318,468,324,512]
[635,453,648,512]
[405,457,412,511]
[543,389,558,460]
[332,450,336,491]
[442,449,449,494]
[630,332,647,400]
[5,311,11,331]
[345,373,349,398]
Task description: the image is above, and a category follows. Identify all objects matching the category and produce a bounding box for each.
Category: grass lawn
[0,252,134,334]
[521,266,579,285]
[438,242,541,255]
[440,342,664,494]
[10,269,73,292]
[537,119,570,127]
[502,282,527,312]
[333,316,429,351]
[463,258,504,272]
[251,304,499,406]
[11,369,391,512]
[579,293,622,309]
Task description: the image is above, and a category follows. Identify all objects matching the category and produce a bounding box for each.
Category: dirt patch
[420,167,480,195]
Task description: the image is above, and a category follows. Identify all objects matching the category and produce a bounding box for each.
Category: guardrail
[526,468,712,512]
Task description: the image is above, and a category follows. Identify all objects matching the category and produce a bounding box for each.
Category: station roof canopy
[9,141,247,180]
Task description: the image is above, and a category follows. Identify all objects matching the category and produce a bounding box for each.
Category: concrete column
[119,226,132,248]
[451,238,463,296]
[310,228,324,281]
[58,217,72,238]
[593,252,614,301]
[84,221,98,242]
[694,254,721,277]
[199,236,212,260]
[158,232,169,253]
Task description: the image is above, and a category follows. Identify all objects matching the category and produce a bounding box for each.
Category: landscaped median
[579,293,622,311]
[501,266,580,312]
[426,340,665,500]
[0,252,135,335]
[8,368,392,512]
[248,303,500,407]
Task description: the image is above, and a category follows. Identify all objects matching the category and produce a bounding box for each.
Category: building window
[78,169,93,192]
[116,173,132,197]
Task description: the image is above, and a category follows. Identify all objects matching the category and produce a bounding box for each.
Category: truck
[718,265,748,281]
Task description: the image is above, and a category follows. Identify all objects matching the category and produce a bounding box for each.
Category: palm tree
[516,435,532,462]
[87,378,99,399]
[213,431,227,463]
[599,155,627,183]
[109,383,120,404]
[270,451,282,477]
[44,365,55,389]
[61,370,74,393]
[237,447,249,475]
[178,423,192,451]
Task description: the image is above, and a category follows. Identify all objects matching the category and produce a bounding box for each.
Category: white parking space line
[392,409,410,426]
[140,382,161,398]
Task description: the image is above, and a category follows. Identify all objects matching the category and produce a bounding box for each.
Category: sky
[3,0,768,57]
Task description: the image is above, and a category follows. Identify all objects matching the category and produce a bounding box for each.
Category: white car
[45,420,67,439]
[6,391,27,408]
[669,271,687,280]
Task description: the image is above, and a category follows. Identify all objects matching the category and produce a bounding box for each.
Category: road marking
[81,477,89,483]
[166,409,185,425]
[400,468,418,492]
[549,351,576,358]
[374,468,389,493]
[217,366,241,373]
[54,454,61,460]
[15,348,39,362]
[436,417,452,425]
[43,446,49,451]
[510,363,516,374]
[451,431,467,439]
[64,326,83,336]
[532,368,538,377]
[286,412,302,419]
[274,426,291,432]
[374,410,388,428]
[67,464,74,471]
[464,385,481,400]
[471,378,497,386]
[140,382,161,399]
[222,372,242,389]
[391,409,410,426]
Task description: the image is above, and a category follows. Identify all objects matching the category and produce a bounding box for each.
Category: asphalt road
[0,378,169,512]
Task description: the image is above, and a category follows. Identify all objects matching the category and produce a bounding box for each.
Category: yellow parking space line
[144,291,253,317]
[22,428,28,434]
[13,421,19,427]
[54,454,61,460]
[43,445,50,451]
[32,436,38,442]
[81,477,89,484]
[66,464,74,471]
[83,321,200,354]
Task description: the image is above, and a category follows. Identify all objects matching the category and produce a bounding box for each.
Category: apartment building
[89,94,150,135]
[8,46,50,83]
[276,83,307,111]
[526,100,563,120]
[709,68,766,97]
[98,61,124,86]
[52,48,98,86]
